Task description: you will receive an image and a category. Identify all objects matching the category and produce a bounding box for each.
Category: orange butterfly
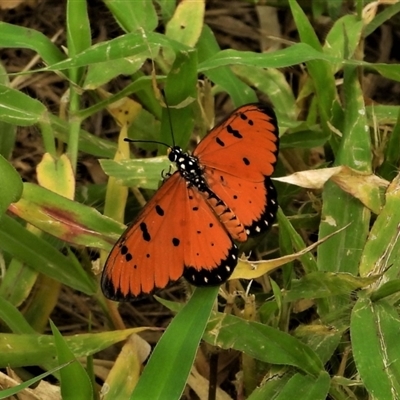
[101,103,279,300]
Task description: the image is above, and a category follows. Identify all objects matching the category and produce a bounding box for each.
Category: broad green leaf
[197,25,256,106]
[360,173,400,283]
[100,156,170,190]
[0,214,97,295]
[351,296,400,398]
[274,372,330,400]
[284,272,378,303]
[317,64,372,315]
[198,43,334,72]
[166,0,205,47]
[104,0,158,32]
[43,31,187,71]
[203,312,323,376]
[323,15,363,72]
[9,183,123,249]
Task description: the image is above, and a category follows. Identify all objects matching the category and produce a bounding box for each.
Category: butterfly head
[167,146,183,162]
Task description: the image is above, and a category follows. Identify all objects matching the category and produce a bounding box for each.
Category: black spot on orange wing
[239,111,254,126]
[226,124,243,139]
[216,137,225,147]
[193,103,279,183]
[155,205,164,216]
[140,222,151,241]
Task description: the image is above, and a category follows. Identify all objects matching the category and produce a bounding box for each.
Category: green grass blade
[0,22,66,66]
[0,362,71,399]
[0,84,46,126]
[360,173,400,280]
[131,286,219,400]
[0,296,36,334]
[317,64,373,315]
[162,49,198,148]
[276,372,330,400]
[197,25,257,106]
[0,328,144,368]
[0,155,22,216]
[50,321,93,400]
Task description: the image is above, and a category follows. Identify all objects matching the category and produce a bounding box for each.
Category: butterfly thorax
[168,146,246,242]
[168,146,208,191]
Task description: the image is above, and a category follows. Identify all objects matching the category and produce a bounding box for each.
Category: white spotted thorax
[168,146,208,192]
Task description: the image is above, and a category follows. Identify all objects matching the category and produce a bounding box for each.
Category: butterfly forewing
[195,104,279,237]
[101,173,238,300]
[101,174,185,299]
[194,104,279,182]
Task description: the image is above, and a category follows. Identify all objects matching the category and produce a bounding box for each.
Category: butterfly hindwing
[101,173,237,300]
[182,188,238,286]
[203,169,278,237]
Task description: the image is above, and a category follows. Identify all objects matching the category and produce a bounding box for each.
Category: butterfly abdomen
[202,189,247,242]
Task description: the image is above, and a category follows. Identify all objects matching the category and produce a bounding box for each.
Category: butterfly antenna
[161,89,176,148]
[124,91,176,150]
[123,138,170,148]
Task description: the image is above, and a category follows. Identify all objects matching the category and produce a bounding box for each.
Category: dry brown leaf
[274,166,389,213]
[0,369,60,400]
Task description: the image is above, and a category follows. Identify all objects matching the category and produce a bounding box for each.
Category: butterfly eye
[168,146,184,162]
